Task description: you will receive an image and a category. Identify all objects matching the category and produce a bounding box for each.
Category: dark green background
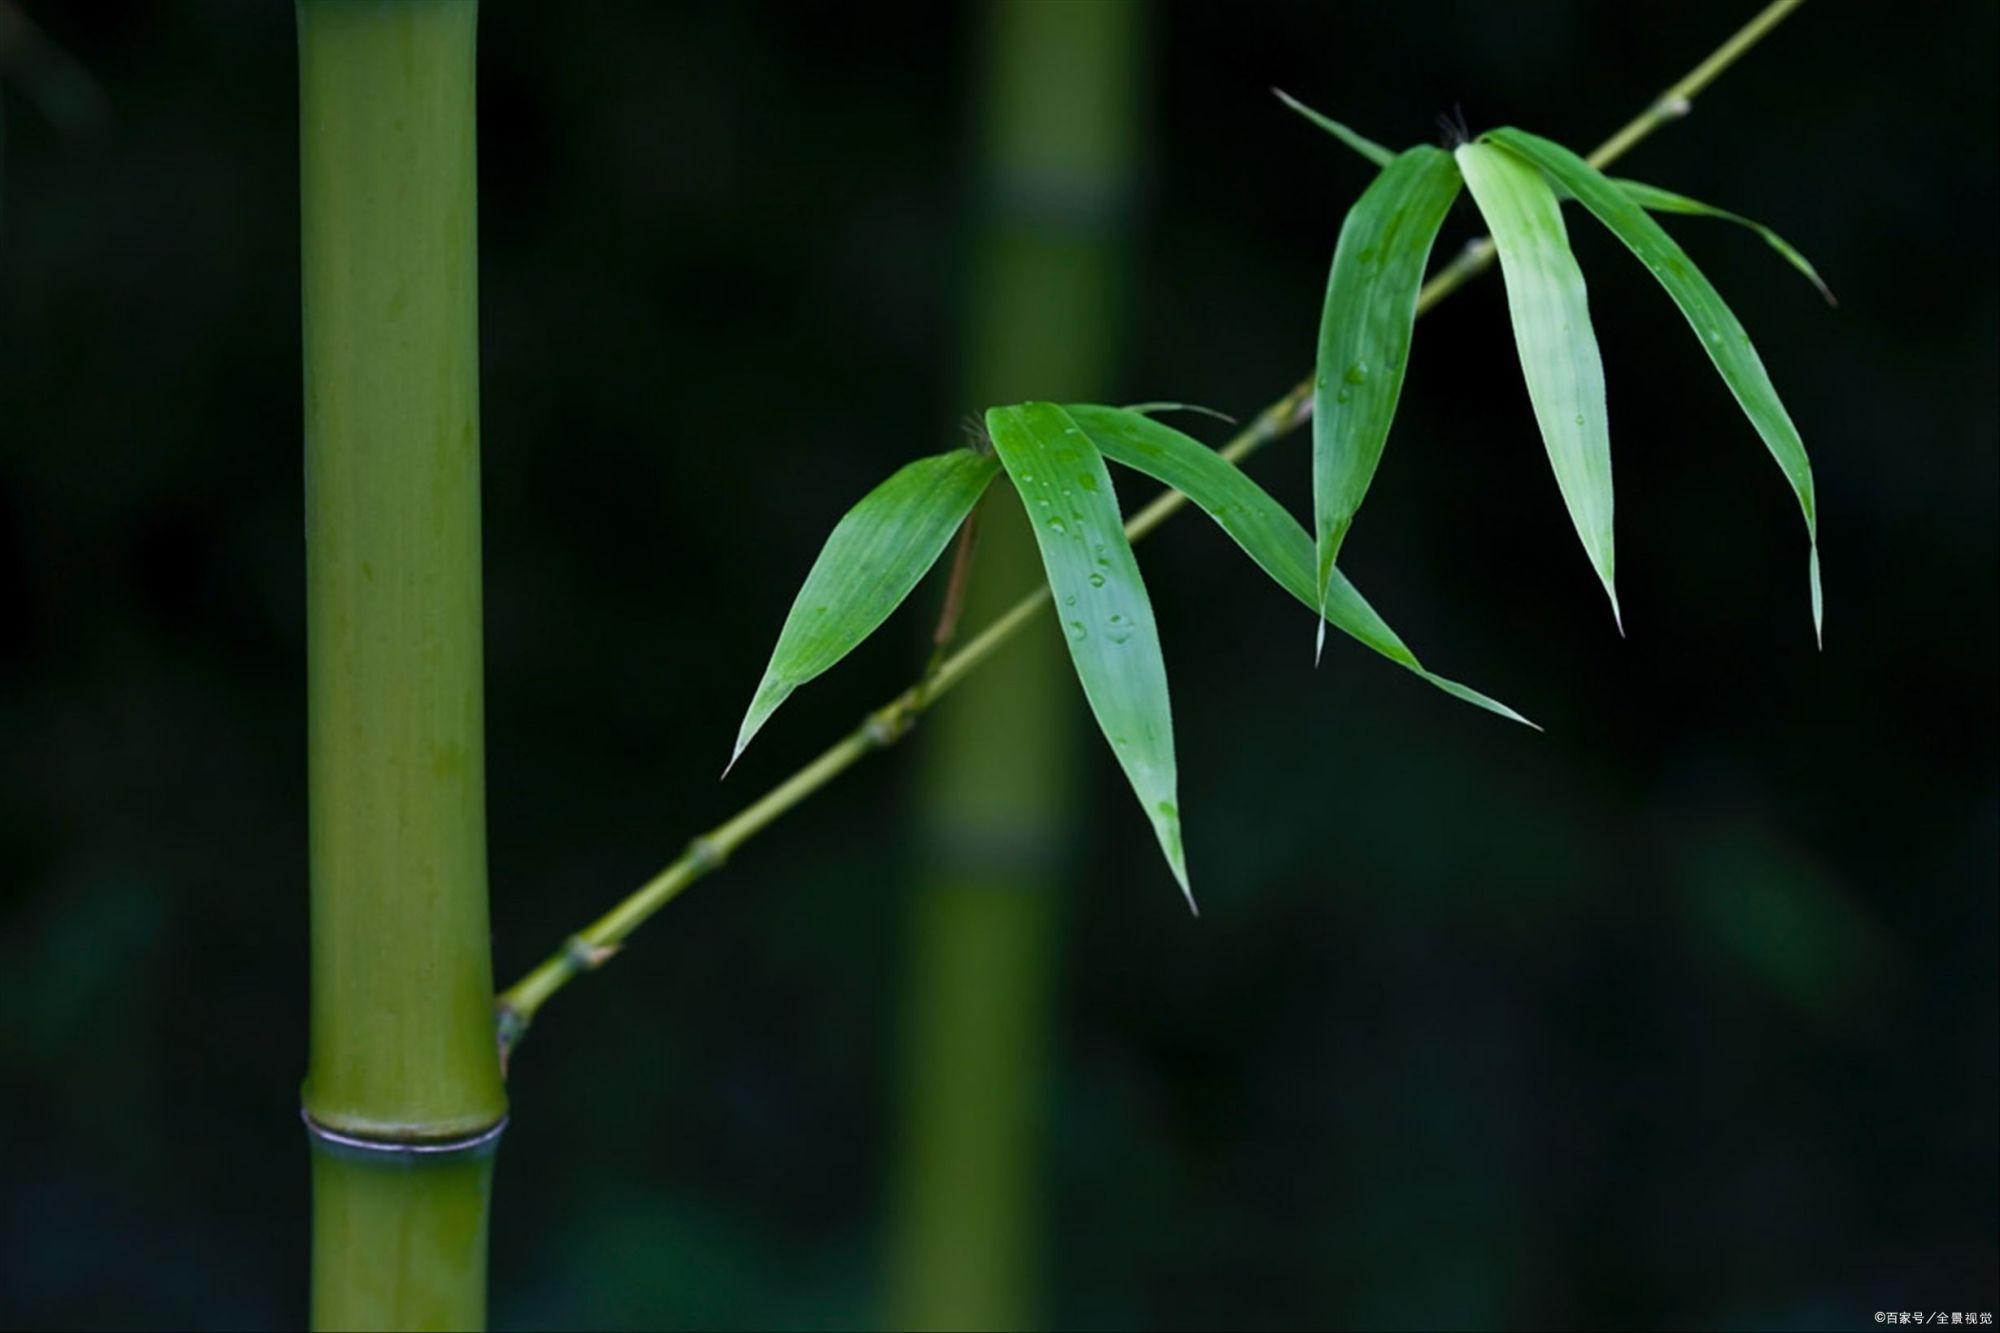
[1,1,1994,1328]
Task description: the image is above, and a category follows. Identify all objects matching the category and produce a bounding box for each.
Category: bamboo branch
[497,0,1810,1055]
[925,511,981,668]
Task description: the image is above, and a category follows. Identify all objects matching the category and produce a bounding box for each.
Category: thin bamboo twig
[926,512,981,666]
[496,0,1810,1053]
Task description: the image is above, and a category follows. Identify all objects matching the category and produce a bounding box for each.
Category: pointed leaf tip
[721,723,758,779]
[1121,400,1239,426]
[1611,176,1838,308]
[1164,817,1194,916]
[726,679,791,778]
[1272,88,1395,169]
[1810,544,1824,650]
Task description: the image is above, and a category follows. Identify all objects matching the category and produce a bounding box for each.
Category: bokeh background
[2,1,1995,1329]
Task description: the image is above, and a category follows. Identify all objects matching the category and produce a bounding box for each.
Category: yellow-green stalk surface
[300,0,501,1142]
[299,0,501,1327]
[310,1142,497,1332]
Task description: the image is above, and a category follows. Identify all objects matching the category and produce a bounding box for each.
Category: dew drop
[1067,620,1088,641]
[1574,413,1585,426]
[1047,517,1067,534]
[1088,572,1106,588]
[1078,473,1099,493]
[1343,362,1369,385]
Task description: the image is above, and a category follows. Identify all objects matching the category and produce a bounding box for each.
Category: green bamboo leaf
[1121,400,1238,426]
[1487,127,1822,643]
[985,402,1192,910]
[730,449,998,771]
[1312,144,1463,649]
[1272,89,1394,168]
[1456,140,1621,629]
[1064,404,1535,728]
[1612,177,1836,306]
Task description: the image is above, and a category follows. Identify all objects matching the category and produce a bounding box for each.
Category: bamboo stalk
[887,4,1144,1326]
[310,1134,500,1332]
[298,1,502,1326]
[497,0,1811,1047]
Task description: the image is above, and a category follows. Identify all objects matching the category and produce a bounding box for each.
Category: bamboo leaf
[730,449,998,770]
[986,402,1193,909]
[1612,177,1836,306]
[1065,404,1534,728]
[1487,126,1822,643]
[1456,140,1621,628]
[1312,144,1463,645]
[1121,400,1239,426]
[1273,89,1394,168]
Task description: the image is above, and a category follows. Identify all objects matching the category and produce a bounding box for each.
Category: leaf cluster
[728,102,1832,906]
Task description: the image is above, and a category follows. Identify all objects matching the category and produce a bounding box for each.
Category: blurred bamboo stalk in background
[886,3,1144,1328]
[297,2,504,1327]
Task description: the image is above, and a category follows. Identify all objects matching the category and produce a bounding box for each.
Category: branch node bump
[563,934,621,972]
[864,707,910,749]
[685,834,727,873]
[495,1004,528,1071]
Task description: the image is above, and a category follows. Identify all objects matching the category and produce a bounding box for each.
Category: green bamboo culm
[888,2,1142,1327]
[310,1138,498,1331]
[298,1,503,1327]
